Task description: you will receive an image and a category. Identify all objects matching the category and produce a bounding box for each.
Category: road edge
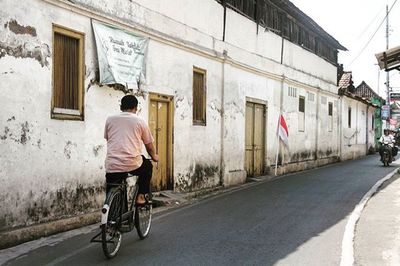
[340,167,400,266]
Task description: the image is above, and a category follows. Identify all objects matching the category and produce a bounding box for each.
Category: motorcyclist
[379,129,395,161]
[394,128,400,146]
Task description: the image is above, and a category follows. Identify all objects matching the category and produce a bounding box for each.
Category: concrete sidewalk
[354,170,400,265]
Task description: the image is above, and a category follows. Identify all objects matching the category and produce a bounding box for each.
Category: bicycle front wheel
[102,189,123,259]
[135,202,152,239]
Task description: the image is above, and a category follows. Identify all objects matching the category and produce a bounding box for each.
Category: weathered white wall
[147,40,223,191]
[340,97,376,160]
[134,0,224,39]
[0,0,108,229]
[0,0,375,233]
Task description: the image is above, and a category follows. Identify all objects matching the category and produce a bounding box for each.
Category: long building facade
[0,0,376,245]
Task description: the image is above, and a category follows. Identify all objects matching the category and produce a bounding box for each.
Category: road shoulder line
[340,166,399,266]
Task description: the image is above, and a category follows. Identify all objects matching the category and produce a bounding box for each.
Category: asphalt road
[3,155,395,266]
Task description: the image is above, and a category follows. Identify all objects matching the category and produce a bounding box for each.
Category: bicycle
[91,173,152,259]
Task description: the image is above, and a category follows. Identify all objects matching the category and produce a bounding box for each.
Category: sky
[290,0,400,99]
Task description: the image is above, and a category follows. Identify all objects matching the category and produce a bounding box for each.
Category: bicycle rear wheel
[102,189,123,259]
[135,202,152,239]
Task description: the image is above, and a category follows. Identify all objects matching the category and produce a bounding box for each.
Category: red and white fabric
[278,115,289,147]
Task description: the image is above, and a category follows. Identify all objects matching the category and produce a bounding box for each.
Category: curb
[0,212,99,250]
[340,167,400,266]
[0,175,276,251]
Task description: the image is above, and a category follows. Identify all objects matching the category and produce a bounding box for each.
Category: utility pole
[386,4,390,128]
[386,5,391,128]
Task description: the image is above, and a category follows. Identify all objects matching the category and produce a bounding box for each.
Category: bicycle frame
[107,178,138,226]
[91,176,139,243]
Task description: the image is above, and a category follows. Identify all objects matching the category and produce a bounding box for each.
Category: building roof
[338,74,381,107]
[376,45,400,71]
[272,0,347,51]
[354,81,381,100]
[338,72,353,89]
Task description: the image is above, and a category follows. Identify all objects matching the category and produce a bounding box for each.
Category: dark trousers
[106,156,153,194]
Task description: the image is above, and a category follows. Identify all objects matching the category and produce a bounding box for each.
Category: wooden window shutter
[193,67,206,125]
[52,25,85,120]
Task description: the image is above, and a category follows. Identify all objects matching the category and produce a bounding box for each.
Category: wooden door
[149,94,173,191]
[245,102,266,177]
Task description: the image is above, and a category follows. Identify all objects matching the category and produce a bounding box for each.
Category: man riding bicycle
[104,95,159,204]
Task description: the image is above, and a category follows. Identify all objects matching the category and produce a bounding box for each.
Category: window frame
[348,107,352,128]
[328,102,333,132]
[51,24,85,121]
[192,67,207,126]
[371,114,374,130]
[298,96,305,132]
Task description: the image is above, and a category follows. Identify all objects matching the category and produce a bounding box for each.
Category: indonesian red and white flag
[278,115,289,147]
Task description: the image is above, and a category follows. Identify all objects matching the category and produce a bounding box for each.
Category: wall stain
[64,141,77,159]
[176,164,219,192]
[317,148,335,158]
[93,145,103,157]
[16,183,105,229]
[20,121,30,144]
[5,19,37,37]
[86,78,96,92]
[7,116,15,122]
[37,139,42,149]
[210,100,222,114]
[290,150,315,162]
[175,95,185,109]
[2,70,15,74]
[1,126,10,140]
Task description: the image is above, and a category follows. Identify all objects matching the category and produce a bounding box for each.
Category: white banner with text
[92,20,148,87]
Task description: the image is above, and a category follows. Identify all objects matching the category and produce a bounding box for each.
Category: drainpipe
[222,0,227,42]
[366,104,369,154]
[356,101,359,145]
[220,51,227,186]
[315,89,320,161]
[280,37,285,64]
[338,96,343,160]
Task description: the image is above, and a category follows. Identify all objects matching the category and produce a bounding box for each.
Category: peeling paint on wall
[0,19,50,67]
[175,95,185,109]
[5,19,37,37]
[20,121,30,145]
[36,139,42,149]
[226,101,245,119]
[64,141,77,159]
[1,126,10,140]
[92,144,103,157]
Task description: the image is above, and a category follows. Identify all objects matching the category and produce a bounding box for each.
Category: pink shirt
[104,112,154,173]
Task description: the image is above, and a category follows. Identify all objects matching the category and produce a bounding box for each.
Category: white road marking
[340,162,400,266]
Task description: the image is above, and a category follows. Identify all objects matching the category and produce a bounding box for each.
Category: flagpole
[275,126,280,176]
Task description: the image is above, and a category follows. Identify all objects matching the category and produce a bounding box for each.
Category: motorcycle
[381,141,393,166]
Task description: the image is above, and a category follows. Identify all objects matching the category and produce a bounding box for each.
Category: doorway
[245,101,266,177]
[149,93,173,191]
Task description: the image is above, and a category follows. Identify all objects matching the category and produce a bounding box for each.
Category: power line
[348,0,398,66]
[355,6,385,40]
